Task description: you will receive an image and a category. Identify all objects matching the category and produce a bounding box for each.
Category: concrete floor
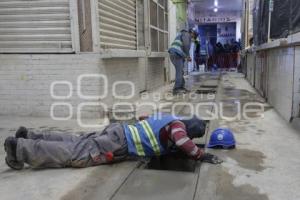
[1,73,300,200]
[196,73,300,200]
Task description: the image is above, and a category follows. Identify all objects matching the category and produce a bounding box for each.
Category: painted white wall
[246,46,300,121]
[294,47,300,118]
[0,54,165,118]
[267,48,295,121]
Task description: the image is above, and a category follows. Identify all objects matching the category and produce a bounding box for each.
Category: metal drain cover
[200,85,218,88]
[196,89,216,94]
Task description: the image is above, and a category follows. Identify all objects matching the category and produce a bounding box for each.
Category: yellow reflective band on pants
[140,121,161,156]
[128,125,145,156]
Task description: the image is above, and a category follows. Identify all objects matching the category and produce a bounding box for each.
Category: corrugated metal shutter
[0,0,74,53]
[98,0,137,50]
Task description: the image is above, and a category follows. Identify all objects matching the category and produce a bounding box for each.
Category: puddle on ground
[227,149,266,172]
[217,169,269,200]
[190,76,204,83]
[219,99,266,120]
[223,89,255,97]
[221,88,265,103]
[189,73,220,85]
[228,125,248,134]
[263,105,273,112]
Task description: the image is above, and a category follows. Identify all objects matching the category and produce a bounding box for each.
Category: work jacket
[123,114,177,157]
[168,30,191,58]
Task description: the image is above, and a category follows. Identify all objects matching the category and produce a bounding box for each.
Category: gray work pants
[16,123,128,169]
[170,53,185,90]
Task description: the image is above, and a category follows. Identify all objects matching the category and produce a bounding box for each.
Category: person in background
[206,38,215,71]
[199,36,208,72]
[215,42,224,69]
[168,29,198,95]
[194,38,201,72]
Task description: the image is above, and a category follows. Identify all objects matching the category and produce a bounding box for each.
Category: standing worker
[4,114,222,170]
[194,38,201,72]
[168,29,198,95]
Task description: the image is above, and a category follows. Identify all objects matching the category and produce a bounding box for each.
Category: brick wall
[147,58,165,90]
[0,54,155,118]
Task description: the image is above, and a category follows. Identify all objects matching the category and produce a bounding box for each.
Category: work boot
[15,126,28,139]
[4,137,24,170]
[179,87,190,93]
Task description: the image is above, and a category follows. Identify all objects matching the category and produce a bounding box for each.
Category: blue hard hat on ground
[207,128,236,149]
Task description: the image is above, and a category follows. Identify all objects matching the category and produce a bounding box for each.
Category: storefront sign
[219,33,236,37]
[195,17,235,24]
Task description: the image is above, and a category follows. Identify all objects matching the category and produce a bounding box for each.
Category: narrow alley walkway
[1,0,300,200]
[196,73,300,200]
[1,72,300,200]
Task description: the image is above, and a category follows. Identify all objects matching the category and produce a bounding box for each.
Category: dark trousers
[170,53,185,90]
[16,123,128,169]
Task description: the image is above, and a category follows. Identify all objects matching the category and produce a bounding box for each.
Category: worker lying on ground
[4,114,222,170]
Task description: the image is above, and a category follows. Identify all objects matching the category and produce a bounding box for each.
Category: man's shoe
[4,137,24,170]
[15,126,28,139]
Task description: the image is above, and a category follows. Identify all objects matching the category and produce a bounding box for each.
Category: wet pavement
[196,73,300,200]
[1,72,300,200]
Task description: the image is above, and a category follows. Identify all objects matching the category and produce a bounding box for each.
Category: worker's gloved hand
[200,153,223,165]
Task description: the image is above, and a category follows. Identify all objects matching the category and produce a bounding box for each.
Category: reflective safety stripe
[140,121,161,156]
[171,128,186,135]
[190,146,199,156]
[172,40,183,47]
[128,125,145,156]
[175,137,190,146]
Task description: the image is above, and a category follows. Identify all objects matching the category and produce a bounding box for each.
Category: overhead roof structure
[191,0,243,12]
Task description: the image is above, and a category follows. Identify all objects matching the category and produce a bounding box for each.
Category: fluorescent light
[214,7,218,12]
[214,0,218,7]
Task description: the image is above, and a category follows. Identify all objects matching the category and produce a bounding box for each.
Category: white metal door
[0,0,74,53]
[98,0,137,50]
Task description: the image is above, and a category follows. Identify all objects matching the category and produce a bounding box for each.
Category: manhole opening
[142,145,205,173]
[196,89,216,94]
[200,85,218,88]
[145,154,197,172]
